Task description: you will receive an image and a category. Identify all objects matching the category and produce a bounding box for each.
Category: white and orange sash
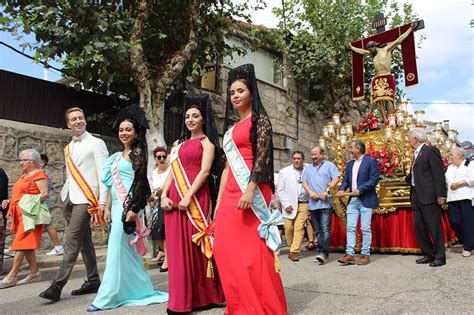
[171,156,214,278]
[64,145,104,225]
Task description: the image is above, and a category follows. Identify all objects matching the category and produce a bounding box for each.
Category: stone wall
[0,119,120,249]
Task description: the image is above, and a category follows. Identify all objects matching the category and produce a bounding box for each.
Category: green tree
[0,0,259,147]
[273,0,421,119]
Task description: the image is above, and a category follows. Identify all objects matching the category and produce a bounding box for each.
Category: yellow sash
[64,145,104,225]
[171,157,214,277]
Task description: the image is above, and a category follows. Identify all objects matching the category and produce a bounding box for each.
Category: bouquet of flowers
[357,112,381,133]
[441,156,450,171]
[366,143,398,178]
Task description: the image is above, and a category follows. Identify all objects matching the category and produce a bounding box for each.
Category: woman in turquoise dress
[88,105,168,312]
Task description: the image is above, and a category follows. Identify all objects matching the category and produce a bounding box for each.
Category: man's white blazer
[61,131,109,205]
[276,164,308,220]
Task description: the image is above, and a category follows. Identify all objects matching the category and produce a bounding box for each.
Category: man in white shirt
[40,107,109,302]
[336,141,379,266]
[276,151,309,262]
[445,147,474,257]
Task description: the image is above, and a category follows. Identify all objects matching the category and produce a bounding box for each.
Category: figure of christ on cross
[350,21,421,121]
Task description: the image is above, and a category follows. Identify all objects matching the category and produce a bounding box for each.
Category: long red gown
[214,117,288,315]
[165,136,225,313]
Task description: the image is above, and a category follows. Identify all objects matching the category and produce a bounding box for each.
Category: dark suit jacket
[406,144,446,205]
[0,168,8,218]
[339,155,380,208]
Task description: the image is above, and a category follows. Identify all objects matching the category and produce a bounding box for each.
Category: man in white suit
[277,151,309,261]
[40,107,109,302]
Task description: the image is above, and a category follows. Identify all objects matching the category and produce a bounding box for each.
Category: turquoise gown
[91,152,168,310]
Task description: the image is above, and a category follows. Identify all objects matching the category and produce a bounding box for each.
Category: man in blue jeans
[336,140,379,265]
[302,145,339,265]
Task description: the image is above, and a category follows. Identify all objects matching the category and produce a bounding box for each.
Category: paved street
[0,245,473,314]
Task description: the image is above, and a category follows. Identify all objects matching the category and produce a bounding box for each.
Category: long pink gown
[165,136,225,312]
[214,117,288,315]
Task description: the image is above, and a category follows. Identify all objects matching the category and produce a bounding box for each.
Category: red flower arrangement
[357,112,381,133]
[366,143,398,178]
[441,156,450,171]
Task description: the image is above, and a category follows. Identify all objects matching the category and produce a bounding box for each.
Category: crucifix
[349,13,424,121]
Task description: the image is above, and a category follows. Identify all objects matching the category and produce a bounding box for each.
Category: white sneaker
[46,246,64,256]
[462,250,472,257]
[313,253,328,265]
[3,249,15,258]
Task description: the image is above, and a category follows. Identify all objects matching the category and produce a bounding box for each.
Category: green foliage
[273,0,421,118]
[0,0,255,103]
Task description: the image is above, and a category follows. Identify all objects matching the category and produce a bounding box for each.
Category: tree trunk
[129,0,199,172]
[148,84,166,146]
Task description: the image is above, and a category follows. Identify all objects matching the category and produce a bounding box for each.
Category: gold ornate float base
[375,180,411,214]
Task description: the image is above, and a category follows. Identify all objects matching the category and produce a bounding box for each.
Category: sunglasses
[155,155,167,160]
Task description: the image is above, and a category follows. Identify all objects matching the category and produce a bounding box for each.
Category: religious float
[322,105,457,253]
[323,16,456,253]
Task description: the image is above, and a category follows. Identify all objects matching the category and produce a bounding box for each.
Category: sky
[1,0,472,141]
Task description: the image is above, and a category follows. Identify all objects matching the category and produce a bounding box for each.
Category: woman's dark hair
[40,154,49,165]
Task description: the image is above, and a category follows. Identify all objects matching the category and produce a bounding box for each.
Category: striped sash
[64,145,104,225]
[171,156,214,277]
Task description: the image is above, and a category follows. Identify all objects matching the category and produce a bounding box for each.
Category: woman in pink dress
[161,94,225,313]
[213,64,288,314]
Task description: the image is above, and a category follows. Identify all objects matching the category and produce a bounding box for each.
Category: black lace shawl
[223,64,275,192]
[179,94,224,207]
[112,105,151,215]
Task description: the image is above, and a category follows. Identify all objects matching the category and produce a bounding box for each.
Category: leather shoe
[429,257,446,267]
[71,281,101,296]
[39,284,62,302]
[337,254,355,265]
[416,256,434,264]
[357,255,370,265]
[288,252,301,261]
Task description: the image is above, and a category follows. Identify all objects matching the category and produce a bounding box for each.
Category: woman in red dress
[0,149,49,288]
[213,64,288,314]
[161,94,225,313]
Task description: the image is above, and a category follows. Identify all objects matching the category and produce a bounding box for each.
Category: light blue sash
[223,126,283,252]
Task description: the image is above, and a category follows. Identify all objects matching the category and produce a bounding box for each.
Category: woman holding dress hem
[87,105,168,312]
